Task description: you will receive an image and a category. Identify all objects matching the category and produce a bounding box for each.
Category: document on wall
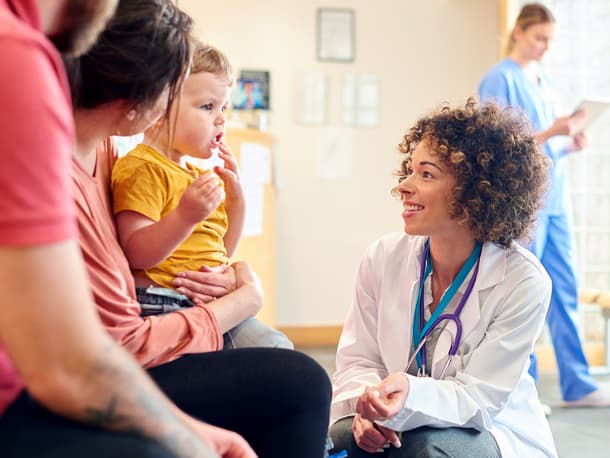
[356,74,380,126]
[239,142,271,237]
[316,127,353,181]
[343,73,380,127]
[241,181,264,237]
[294,72,328,125]
[240,142,271,184]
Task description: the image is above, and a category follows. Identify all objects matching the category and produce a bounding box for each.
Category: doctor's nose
[398,174,415,192]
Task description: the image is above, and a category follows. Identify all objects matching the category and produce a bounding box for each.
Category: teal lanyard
[412,239,482,370]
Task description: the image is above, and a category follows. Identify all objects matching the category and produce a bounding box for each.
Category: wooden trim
[498,0,519,58]
[281,325,607,373]
[278,325,343,348]
[535,343,606,372]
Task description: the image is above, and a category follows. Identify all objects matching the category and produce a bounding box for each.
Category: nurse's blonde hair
[506,3,555,55]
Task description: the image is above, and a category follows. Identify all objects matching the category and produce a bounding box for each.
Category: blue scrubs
[478,58,597,401]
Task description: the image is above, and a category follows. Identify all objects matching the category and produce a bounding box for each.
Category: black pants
[0,348,331,457]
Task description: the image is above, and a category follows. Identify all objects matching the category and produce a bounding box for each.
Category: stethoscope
[408,239,482,378]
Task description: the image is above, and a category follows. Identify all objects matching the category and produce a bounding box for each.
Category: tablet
[572,98,610,131]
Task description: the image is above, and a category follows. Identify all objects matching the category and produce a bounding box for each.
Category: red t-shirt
[0,0,77,414]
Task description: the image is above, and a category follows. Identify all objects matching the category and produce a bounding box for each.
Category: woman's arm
[89,255,261,367]
[190,262,262,333]
[534,110,587,146]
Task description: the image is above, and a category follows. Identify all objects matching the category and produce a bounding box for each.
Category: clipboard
[572,98,610,131]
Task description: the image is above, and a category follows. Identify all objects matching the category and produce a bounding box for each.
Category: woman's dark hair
[63,0,192,117]
[393,98,550,247]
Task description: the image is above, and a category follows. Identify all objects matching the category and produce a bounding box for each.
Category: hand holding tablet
[571,98,610,132]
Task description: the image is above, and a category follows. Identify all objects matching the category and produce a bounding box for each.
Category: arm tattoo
[78,341,215,457]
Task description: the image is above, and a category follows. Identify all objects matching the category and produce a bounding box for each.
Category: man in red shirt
[0,1,252,457]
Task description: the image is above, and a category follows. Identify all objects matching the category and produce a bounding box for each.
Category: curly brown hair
[394,98,550,247]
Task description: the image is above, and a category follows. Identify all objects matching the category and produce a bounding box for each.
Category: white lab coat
[332,233,557,457]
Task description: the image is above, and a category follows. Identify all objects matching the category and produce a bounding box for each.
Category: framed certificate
[317,8,355,62]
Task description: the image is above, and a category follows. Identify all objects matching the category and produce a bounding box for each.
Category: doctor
[329,99,557,457]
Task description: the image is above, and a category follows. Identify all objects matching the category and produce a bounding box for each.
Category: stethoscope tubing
[414,240,482,374]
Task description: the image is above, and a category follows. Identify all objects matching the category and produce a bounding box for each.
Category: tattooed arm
[0,240,224,458]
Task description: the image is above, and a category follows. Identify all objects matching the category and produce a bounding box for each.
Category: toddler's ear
[126,109,136,121]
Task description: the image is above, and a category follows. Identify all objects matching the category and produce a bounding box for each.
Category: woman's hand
[566,131,588,154]
[537,110,587,143]
[356,373,410,422]
[351,414,401,453]
[232,261,263,313]
[172,264,237,304]
[198,261,262,333]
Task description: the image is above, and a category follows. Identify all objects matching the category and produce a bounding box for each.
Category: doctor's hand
[352,414,401,453]
[356,372,410,422]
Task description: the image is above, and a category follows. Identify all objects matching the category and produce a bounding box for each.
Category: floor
[301,347,610,458]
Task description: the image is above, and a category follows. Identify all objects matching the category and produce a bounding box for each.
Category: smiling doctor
[329,99,558,458]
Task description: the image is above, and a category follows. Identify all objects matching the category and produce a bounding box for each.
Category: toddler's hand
[214,142,243,201]
[176,172,224,225]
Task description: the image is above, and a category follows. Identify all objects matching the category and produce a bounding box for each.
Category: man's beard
[49,0,118,57]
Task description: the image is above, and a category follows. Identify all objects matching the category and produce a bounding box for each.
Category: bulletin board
[226,128,277,326]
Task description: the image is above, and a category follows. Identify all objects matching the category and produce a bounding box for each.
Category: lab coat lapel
[402,277,419,371]
[380,236,424,373]
[430,243,504,378]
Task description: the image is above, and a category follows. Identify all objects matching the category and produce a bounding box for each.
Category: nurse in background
[478,2,610,408]
[329,99,557,457]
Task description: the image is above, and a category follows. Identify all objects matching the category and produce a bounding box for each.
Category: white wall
[178,0,498,326]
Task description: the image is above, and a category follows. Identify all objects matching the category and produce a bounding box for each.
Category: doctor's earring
[126,109,137,122]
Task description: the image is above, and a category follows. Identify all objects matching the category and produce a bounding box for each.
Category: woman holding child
[66,0,330,456]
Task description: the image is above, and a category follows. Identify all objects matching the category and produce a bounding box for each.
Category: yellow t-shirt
[111,143,228,288]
